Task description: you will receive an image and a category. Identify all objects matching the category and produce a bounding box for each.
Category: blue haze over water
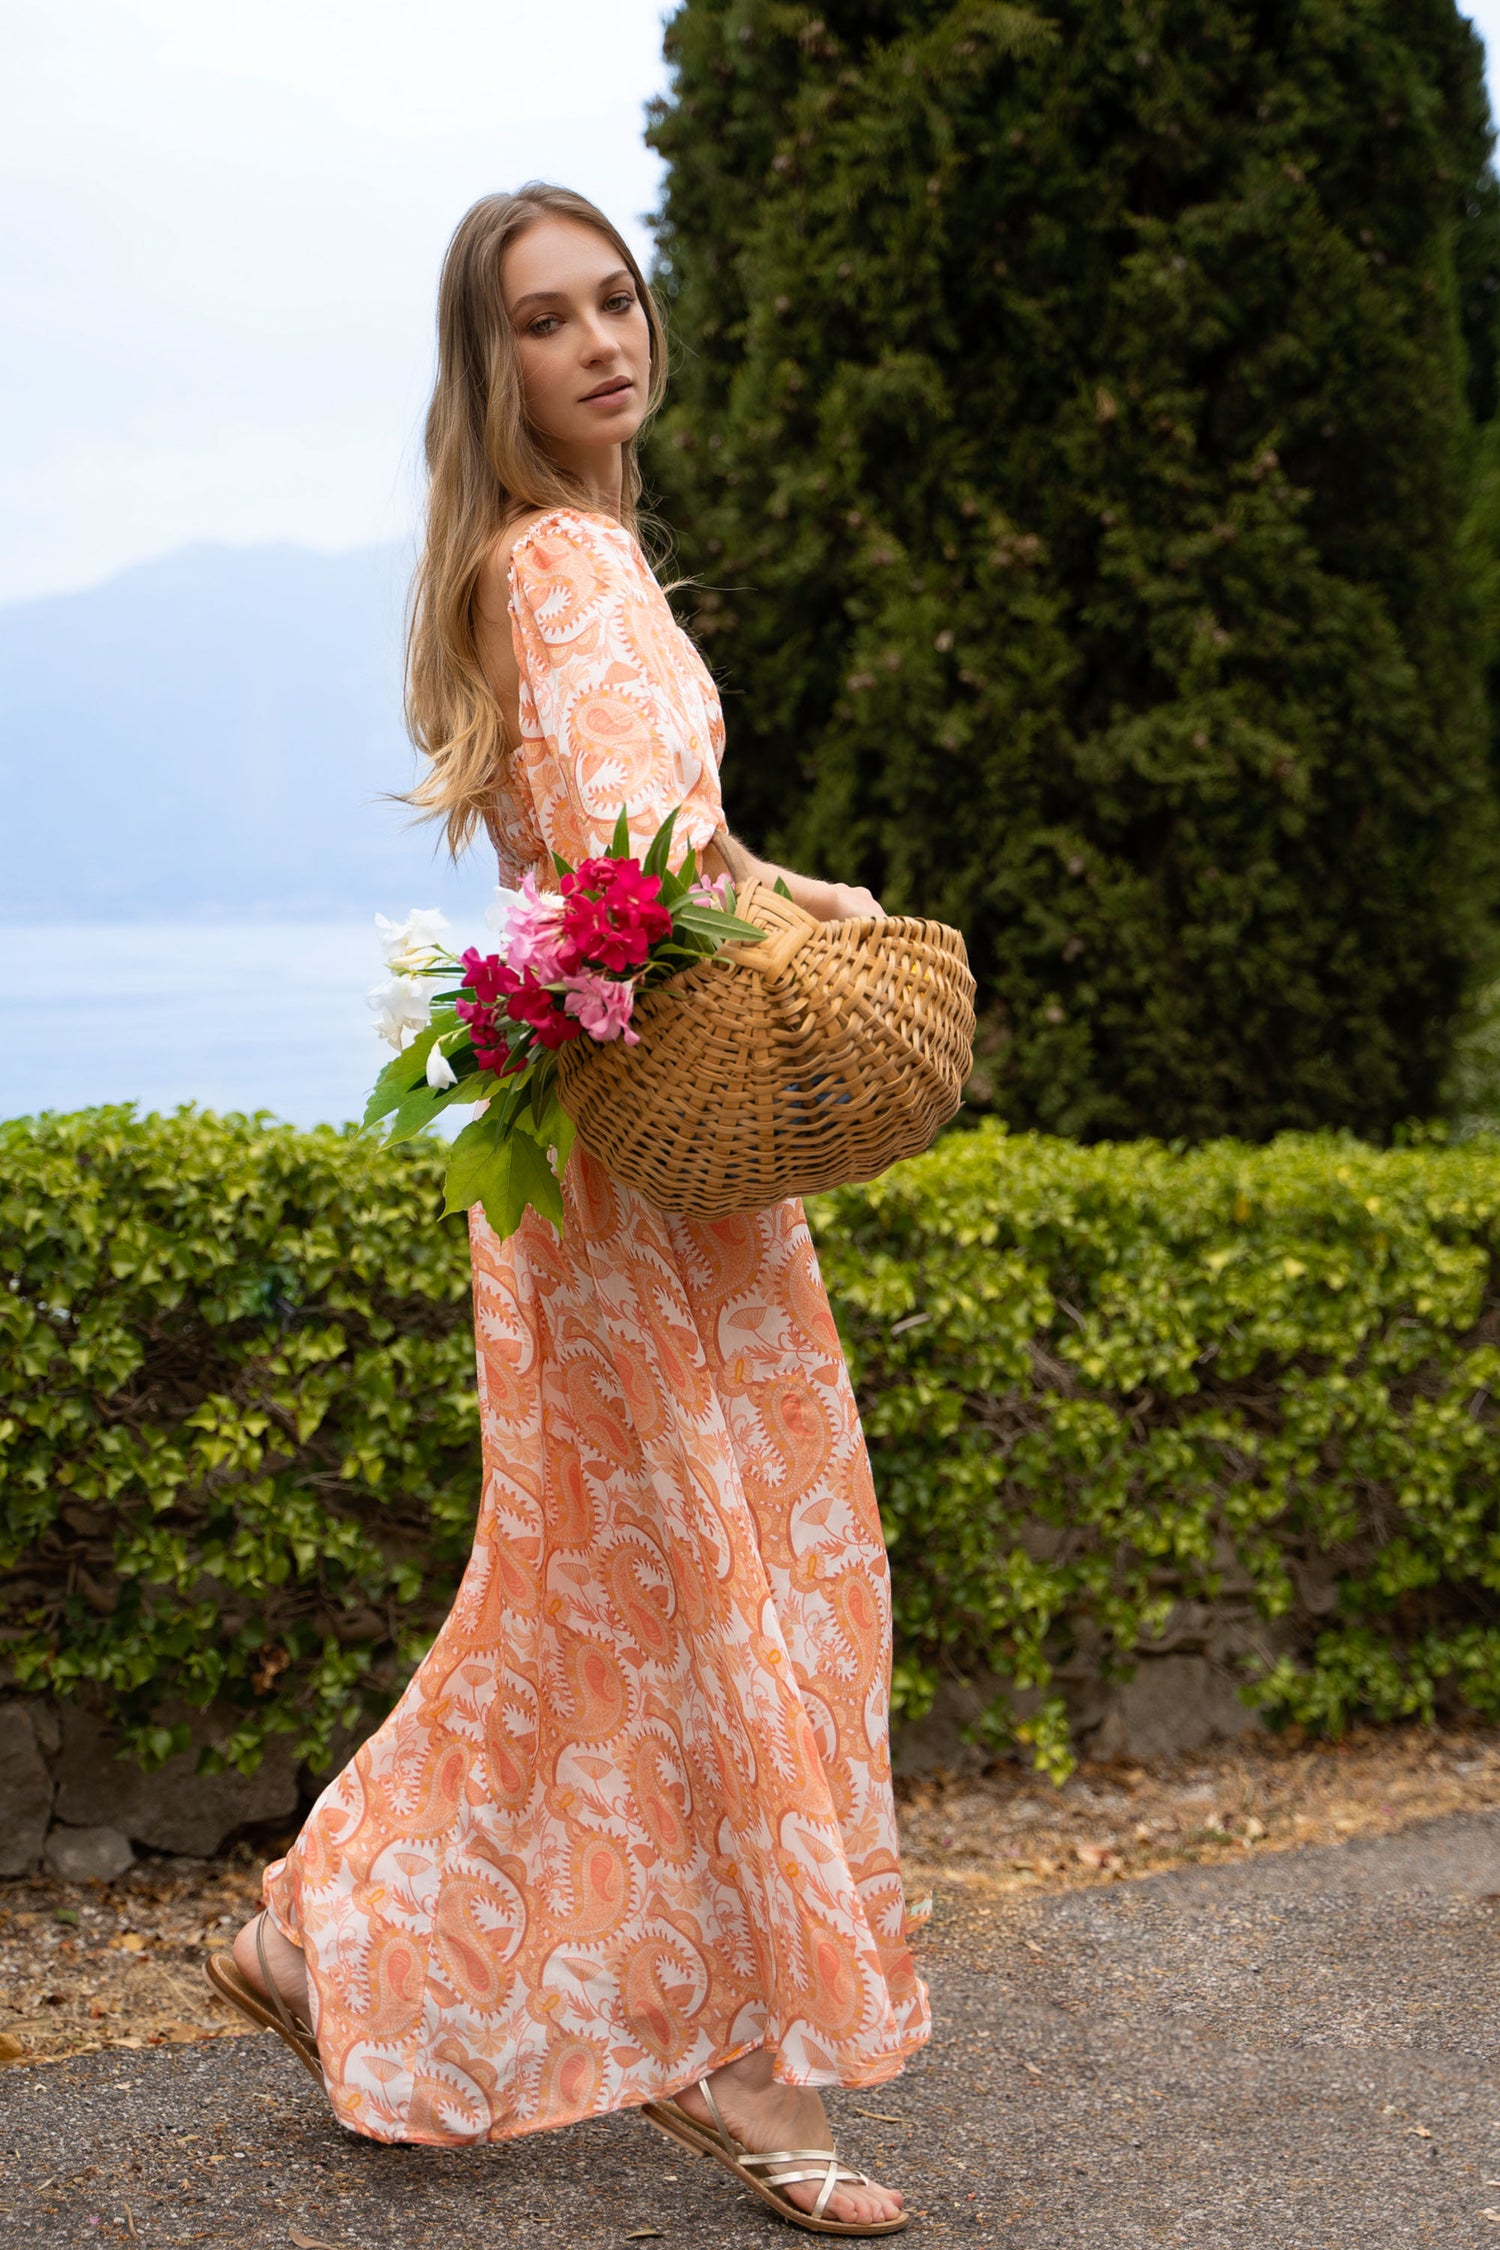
[8,923,398,1131]
[1,543,500,1128]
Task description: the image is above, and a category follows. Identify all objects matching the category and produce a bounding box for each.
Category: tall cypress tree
[645,0,1500,1139]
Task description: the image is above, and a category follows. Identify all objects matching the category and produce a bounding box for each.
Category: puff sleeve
[506,507,726,873]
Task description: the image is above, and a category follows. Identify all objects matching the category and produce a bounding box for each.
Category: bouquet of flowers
[364,805,769,1240]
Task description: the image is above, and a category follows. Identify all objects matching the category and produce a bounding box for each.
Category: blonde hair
[403,183,670,856]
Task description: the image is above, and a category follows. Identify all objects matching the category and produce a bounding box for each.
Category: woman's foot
[674,2048,905,2228]
[231,1910,311,2028]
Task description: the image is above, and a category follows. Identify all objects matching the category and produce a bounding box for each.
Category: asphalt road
[2,1810,1497,2249]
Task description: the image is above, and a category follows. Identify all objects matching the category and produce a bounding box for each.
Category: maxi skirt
[262,1142,931,2146]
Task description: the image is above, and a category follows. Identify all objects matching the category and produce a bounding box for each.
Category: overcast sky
[2,0,671,603]
[6,2,1500,606]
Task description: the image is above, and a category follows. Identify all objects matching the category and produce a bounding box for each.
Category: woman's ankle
[709,2045,775,2093]
[234,1910,309,2019]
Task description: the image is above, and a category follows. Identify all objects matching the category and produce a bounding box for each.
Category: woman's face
[502,216,652,456]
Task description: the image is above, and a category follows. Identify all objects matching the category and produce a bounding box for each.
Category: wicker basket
[553,868,977,1218]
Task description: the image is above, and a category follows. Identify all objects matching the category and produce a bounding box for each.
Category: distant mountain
[0,542,490,919]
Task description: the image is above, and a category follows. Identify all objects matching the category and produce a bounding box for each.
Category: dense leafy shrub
[1444,968,1500,1138]
[0,1108,478,1775]
[645,0,1500,1140]
[810,1119,1500,1773]
[5,1109,1500,1780]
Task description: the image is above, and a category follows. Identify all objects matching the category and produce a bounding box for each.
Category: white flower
[367,972,430,1051]
[484,887,528,947]
[425,1043,458,1089]
[375,906,451,974]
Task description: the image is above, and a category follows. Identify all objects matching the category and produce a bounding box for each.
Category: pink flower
[455,958,519,1075]
[456,949,556,1071]
[517,924,579,982]
[561,970,641,1044]
[687,870,734,910]
[504,871,575,978]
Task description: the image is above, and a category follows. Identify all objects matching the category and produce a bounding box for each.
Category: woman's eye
[606,292,636,313]
[527,315,561,337]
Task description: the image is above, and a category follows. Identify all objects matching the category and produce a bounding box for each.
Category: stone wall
[890,1654,1264,1776]
[0,1701,306,1880]
[0,1630,1278,1876]
[891,1608,1287,1774]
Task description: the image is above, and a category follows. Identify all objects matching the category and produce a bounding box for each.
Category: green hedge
[811,1119,1500,1773]
[4,1107,1500,1782]
[0,1108,477,1776]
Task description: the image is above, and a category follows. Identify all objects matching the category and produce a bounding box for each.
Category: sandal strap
[682,2080,880,2225]
[736,2148,874,2222]
[254,1911,315,2047]
[738,2148,850,2167]
[813,2162,872,2224]
[694,2073,737,2155]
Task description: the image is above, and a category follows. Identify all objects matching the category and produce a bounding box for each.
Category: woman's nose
[579,317,619,360]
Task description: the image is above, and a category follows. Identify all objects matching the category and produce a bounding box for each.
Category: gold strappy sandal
[641,2073,910,2236]
[204,1910,323,2083]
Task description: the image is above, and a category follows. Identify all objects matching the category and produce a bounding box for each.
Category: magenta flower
[558,857,672,974]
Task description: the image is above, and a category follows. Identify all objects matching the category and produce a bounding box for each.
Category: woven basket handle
[704,825,818,978]
[720,877,818,978]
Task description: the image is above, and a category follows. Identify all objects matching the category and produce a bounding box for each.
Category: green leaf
[435,1066,506,1115]
[773,876,793,900]
[528,1078,577,1180]
[363,1029,438,1126]
[442,1109,563,1240]
[383,1079,457,1145]
[657,858,694,908]
[521,1059,553,1132]
[674,903,767,944]
[609,803,632,860]
[493,1071,538,1132]
[503,1128,565,1235]
[440,1110,507,1212]
[642,804,680,879]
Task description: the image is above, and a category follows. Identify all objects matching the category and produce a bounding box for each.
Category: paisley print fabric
[262,507,931,2147]
[488,508,727,876]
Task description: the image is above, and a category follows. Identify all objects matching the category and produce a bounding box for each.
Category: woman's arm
[712,828,887,924]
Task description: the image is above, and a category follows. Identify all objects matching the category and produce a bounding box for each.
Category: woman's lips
[581,378,632,402]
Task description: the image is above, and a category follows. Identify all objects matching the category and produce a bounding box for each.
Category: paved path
[2,1811,1497,2248]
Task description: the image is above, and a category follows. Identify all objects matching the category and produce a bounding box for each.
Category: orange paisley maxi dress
[263,505,931,2147]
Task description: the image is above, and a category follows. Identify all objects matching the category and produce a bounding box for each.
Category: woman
[211,183,929,2236]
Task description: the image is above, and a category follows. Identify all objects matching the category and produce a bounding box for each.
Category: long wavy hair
[403,184,670,856]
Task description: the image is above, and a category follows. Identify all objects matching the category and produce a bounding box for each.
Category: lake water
[1,921,470,1130]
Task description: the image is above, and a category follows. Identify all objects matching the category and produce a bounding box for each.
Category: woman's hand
[713,829,887,924]
[820,881,887,923]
